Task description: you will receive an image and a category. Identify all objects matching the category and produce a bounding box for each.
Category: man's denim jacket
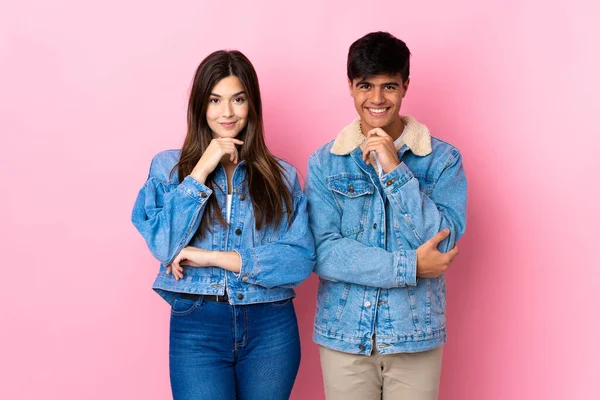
[305,116,467,355]
[132,150,316,306]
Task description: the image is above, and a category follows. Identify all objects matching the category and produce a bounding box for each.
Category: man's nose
[370,87,385,104]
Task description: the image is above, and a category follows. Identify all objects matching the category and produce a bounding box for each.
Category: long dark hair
[174,50,293,237]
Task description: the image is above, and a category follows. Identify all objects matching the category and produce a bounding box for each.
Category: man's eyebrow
[354,80,400,87]
[209,91,247,97]
[354,79,371,87]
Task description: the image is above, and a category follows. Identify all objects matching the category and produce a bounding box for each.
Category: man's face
[348,73,409,136]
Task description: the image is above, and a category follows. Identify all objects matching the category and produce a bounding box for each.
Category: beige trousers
[319,344,443,400]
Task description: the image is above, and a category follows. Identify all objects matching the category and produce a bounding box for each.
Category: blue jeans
[169,294,301,400]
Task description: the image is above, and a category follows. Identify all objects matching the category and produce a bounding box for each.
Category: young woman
[132,50,315,400]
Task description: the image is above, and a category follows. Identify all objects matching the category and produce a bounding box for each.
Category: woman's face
[206,75,249,139]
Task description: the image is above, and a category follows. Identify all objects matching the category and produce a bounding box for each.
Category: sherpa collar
[330,115,432,157]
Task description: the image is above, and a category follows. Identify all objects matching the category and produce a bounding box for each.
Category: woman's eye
[209,98,219,103]
[234,97,246,104]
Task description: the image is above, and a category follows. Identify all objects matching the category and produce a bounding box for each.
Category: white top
[226,194,233,224]
[373,125,406,177]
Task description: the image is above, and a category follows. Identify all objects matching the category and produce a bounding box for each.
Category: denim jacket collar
[330,115,433,157]
[211,161,249,194]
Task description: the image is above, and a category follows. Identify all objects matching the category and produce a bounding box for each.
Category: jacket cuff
[177,176,213,203]
[381,163,414,194]
[234,248,259,284]
[395,250,417,287]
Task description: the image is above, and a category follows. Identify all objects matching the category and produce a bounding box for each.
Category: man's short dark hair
[347,32,411,83]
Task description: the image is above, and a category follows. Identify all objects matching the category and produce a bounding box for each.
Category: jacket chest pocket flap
[327,176,374,237]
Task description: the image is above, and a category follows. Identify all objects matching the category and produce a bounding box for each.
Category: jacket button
[348,184,354,193]
[241,273,249,282]
[386,179,393,186]
[200,192,208,198]
[239,195,246,201]
[358,344,365,351]
[235,228,242,235]
[237,293,244,300]
[364,301,372,308]
[373,223,377,229]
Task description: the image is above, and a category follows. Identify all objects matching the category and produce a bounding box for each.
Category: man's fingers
[426,228,450,246]
[362,143,381,155]
[365,136,388,144]
[366,128,389,138]
[450,245,459,257]
[363,139,386,150]
[444,246,459,266]
[363,141,392,154]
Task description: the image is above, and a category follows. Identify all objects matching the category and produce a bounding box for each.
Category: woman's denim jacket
[305,116,467,355]
[132,150,316,306]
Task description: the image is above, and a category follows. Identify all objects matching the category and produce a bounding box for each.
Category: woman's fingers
[171,263,183,280]
[175,265,184,280]
[171,255,183,280]
[213,138,242,164]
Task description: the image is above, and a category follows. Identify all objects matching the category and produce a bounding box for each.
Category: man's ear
[403,78,410,97]
[348,78,354,94]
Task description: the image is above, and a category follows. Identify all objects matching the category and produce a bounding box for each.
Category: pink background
[1,0,598,399]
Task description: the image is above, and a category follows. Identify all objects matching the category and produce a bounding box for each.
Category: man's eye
[385,85,397,90]
[359,84,371,90]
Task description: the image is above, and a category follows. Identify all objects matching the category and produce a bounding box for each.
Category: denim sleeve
[304,152,417,288]
[234,174,316,289]
[380,149,467,253]
[131,168,212,265]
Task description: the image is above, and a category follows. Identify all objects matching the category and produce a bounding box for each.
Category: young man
[305,32,468,399]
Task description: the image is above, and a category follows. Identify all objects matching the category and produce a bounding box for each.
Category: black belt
[180,292,229,303]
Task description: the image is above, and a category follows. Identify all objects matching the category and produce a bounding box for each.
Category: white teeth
[369,108,386,114]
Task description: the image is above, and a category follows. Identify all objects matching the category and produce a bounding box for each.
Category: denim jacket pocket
[327,175,374,237]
